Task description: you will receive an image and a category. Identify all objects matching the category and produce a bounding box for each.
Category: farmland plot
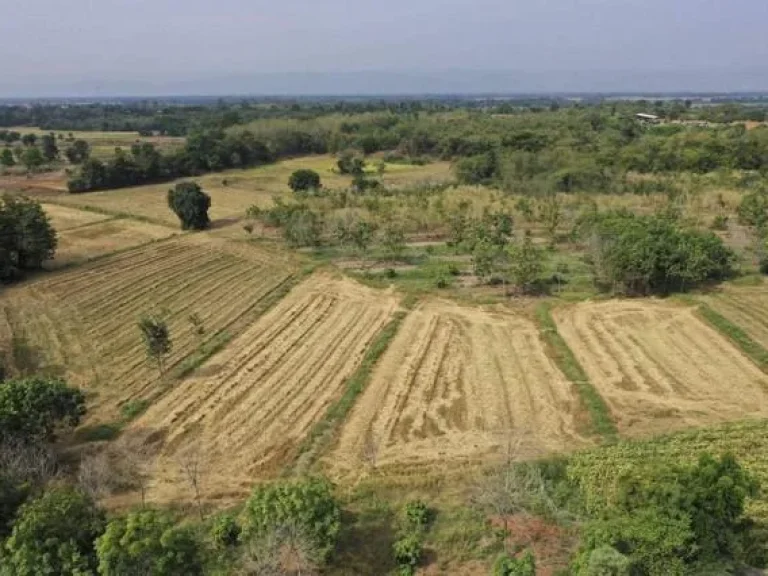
[128,275,398,502]
[0,236,298,420]
[701,284,768,350]
[554,301,768,436]
[331,300,586,475]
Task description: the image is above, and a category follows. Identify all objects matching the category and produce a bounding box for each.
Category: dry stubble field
[701,282,768,349]
[127,275,398,502]
[0,235,299,422]
[330,300,588,477]
[554,300,768,436]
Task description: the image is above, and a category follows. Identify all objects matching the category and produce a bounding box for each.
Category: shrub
[392,533,423,575]
[210,513,241,548]
[403,500,431,532]
[492,550,536,576]
[585,545,631,576]
[288,169,321,194]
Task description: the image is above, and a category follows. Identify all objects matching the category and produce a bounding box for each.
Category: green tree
[241,477,341,563]
[288,169,321,194]
[0,195,58,273]
[20,146,44,172]
[40,133,59,162]
[167,182,211,230]
[64,140,90,164]
[284,207,323,247]
[0,149,15,168]
[472,239,502,283]
[3,487,104,576]
[538,193,562,246]
[20,134,36,147]
[0,376,86,443]
[381,221,406,260]
[96,510,202,576]
[507,235,545,294]
[138,316,172,376]
[350,220,377,253]
[492,550,536,576]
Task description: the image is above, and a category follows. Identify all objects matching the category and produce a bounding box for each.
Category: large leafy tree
[167,182,211,230]
[0,195,57,282]
[0,377,85,443]
[242,477,341,563]
[96,510,202,576]
[2,487,104,576]
[288,169,321,194]
[64,140,91,165]
[39,133,59,162]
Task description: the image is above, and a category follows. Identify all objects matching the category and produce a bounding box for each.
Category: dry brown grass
[126,274,398,504]
[328,299,589,478]
[553,300,768,437]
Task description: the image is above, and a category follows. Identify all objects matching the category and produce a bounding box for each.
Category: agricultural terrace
[701,281,768,350]
[554,300,768,436]
[330,299,588,477]
[0,235,298,422]
[50,155,451,227]
[127,275,398,503]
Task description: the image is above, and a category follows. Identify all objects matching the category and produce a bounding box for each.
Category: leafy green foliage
[96,509,202,576]
[210,513,241,549]
[392,532,423,575]
[491,551,536,576]
[507,235,545,293]
[0,195,57,283]
[0,149,15,167]
[583,545,631,575]
[167,181,211,230]
[64,139,91,164]
[39,133,58,162]
[571,453,760,575]
[20,146,44,171]
[0,476,30,539]
[241,477,341,562]
[0,376,86,443]
[288,169,321,193]
[582,210,734,295]
[2,487,104,576]
[138,315,172,375]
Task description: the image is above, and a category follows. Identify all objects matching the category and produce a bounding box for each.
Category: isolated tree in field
[3,487,104,576]
[20,146,44,172]
[20,134,36,147]
[39,133,58,161]
[167,181,211,230]
[138,316,172,376]
[1,194,58,271]
[288,169,321,194]
[507,235,545,294]
[64,139,90,164]
[0,148,15,167]
[96,509,202,576]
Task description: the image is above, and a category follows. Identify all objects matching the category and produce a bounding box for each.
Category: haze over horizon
[3,0,768,97]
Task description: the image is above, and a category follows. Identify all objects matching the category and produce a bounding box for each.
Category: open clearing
[41,203,112,231]
[554,300,768,436]
[51,218,176,268]
[126,275,398,502]
[701,282,768,350]
[0,236,298,421]
[330,300,587,476]
[48,156,453,227]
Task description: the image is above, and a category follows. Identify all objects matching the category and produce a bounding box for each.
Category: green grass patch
[74,422,123,443]
[172,331,233,380]
[535,302,618,441]
[697,303,768,372]
[120,398,151,422]
[292,311,407,473]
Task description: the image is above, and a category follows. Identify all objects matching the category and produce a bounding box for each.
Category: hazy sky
[3,0,768,96]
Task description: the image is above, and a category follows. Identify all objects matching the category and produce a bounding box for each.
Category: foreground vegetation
[3,96,768,573]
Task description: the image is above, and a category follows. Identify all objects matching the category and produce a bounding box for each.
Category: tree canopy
[167,182,211,230]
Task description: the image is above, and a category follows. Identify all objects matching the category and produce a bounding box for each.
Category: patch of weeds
[120,399,151,422]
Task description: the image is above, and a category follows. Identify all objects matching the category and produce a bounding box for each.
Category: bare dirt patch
[330,300,587,476]
[128,274,398,503]
[554,300,768,436]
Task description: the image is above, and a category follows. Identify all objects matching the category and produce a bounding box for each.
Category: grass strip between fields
[291,310,407,474]
[696,303,768,373]
[535,302,618,442]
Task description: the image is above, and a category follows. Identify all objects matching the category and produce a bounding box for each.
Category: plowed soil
[129,275,398,502]
[330,300,587,476]
[554,300,768,436]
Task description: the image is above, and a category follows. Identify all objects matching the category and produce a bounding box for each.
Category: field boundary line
[290,310,408,475]
[43,198,175,228]
[695,301,768,374]
[535,302,618,442]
